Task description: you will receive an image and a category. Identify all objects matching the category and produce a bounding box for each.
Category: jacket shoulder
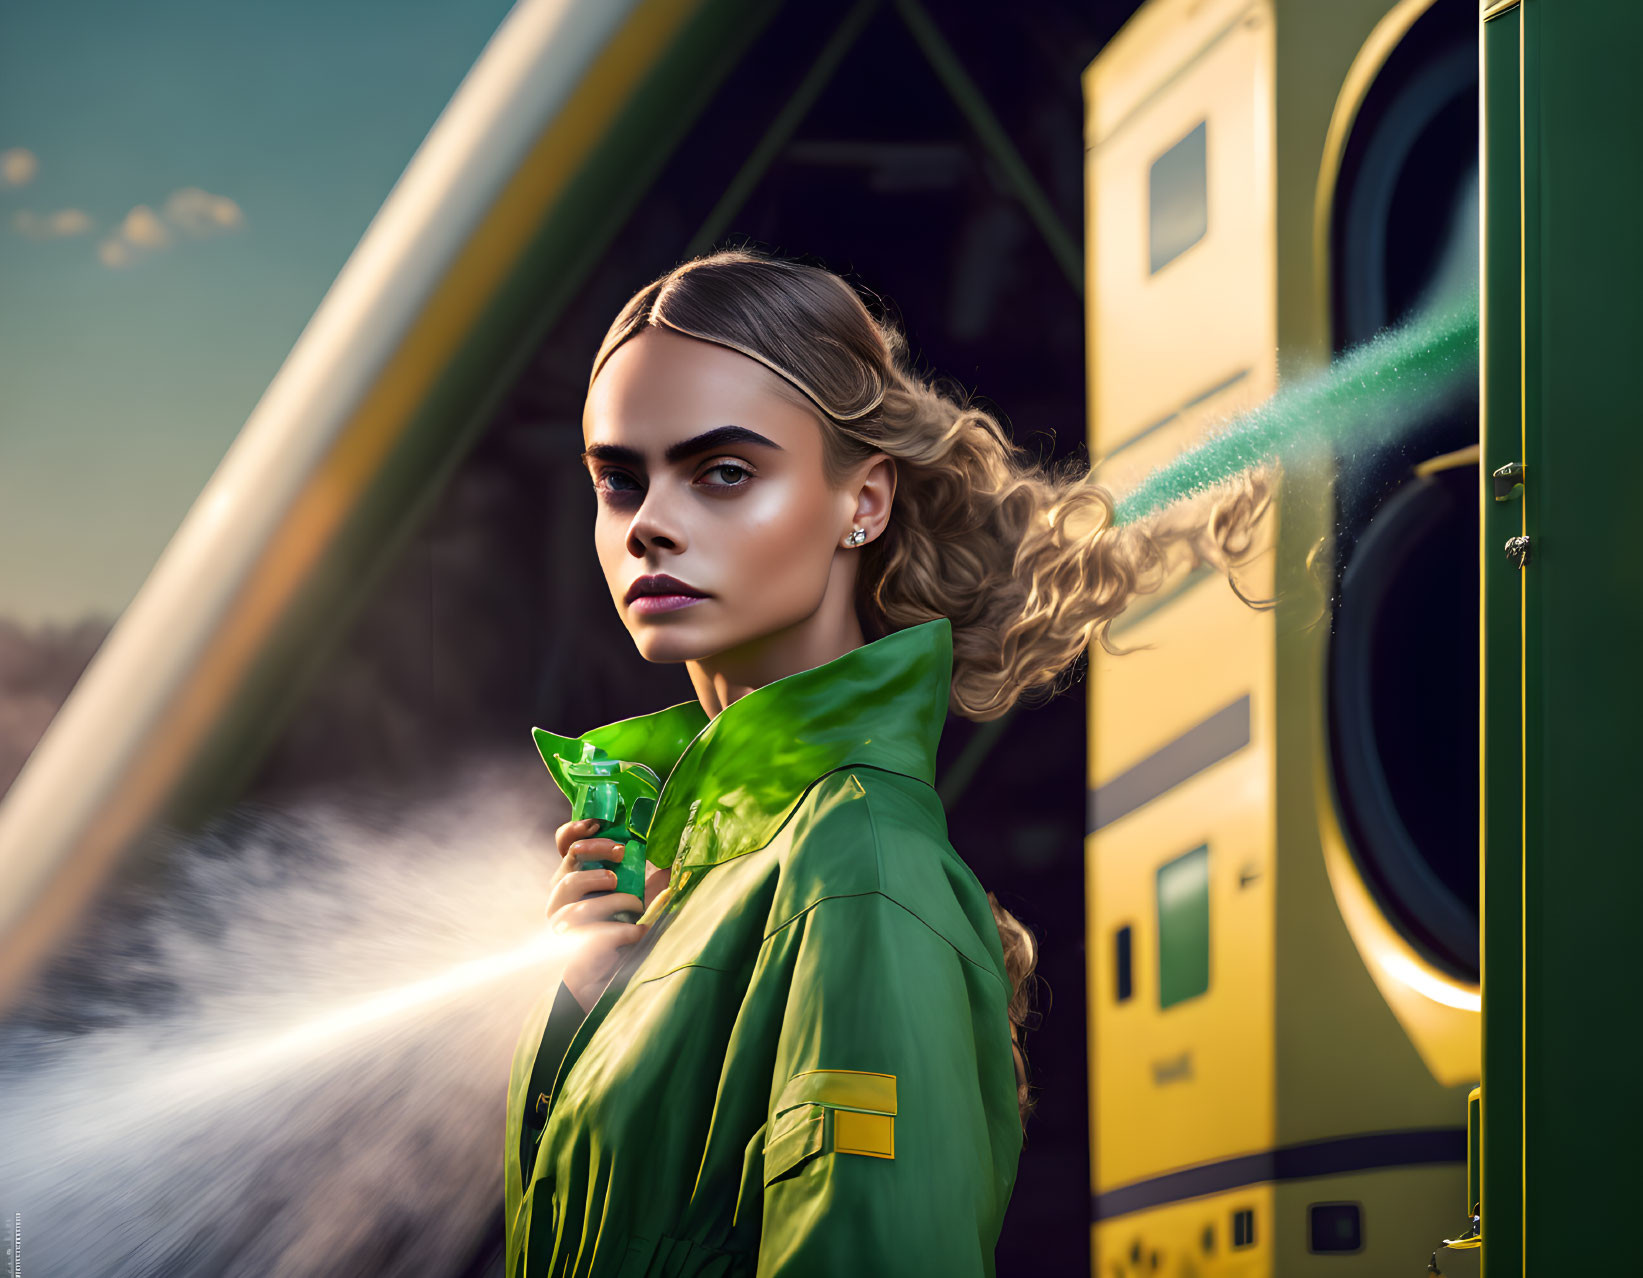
[766,768,1008,985]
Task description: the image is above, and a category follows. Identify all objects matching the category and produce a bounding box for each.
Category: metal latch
[1491,461,1525,501]
[1505,536,1531,569]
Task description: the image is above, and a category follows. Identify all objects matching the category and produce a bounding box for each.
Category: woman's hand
[547,817,670,1012]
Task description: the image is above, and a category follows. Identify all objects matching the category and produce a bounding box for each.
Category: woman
[504,248,1272,1277]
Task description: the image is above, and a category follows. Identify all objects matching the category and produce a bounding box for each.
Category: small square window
[1232,1207,1255,1249]
[1309,1202,1363,1253]
[1149,120,1209,274]
[1157,844,1210,1008]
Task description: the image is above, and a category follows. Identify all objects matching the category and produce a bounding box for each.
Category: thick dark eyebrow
[580,425,784,469]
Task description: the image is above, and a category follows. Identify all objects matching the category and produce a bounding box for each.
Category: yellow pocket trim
[774,1068,898,1118]
[833,1109,895,1159]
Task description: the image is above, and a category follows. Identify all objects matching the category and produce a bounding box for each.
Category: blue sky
[0,0,516,626]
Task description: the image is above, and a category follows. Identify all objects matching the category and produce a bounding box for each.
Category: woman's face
[581,325,872,665]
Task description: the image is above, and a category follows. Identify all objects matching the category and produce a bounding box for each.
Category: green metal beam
[893,0,1084,297]
[686,0,883,257]
[901,0,1083,809]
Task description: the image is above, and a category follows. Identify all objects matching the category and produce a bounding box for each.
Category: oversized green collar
[532,617,952,872]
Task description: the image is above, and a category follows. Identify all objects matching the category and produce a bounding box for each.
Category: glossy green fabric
[505,617,1022,1277]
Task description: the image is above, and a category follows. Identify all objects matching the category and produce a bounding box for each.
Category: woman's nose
[625,492,686,555]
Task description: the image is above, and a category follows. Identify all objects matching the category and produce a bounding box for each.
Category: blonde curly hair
[590,247,1277,1128]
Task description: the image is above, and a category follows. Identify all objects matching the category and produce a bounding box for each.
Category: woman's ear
[848,454,897,545]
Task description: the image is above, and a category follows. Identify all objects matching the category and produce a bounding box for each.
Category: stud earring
[845,527,867,547]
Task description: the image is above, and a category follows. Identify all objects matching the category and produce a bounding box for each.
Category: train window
[1149,120,1208,274]
[1156,844,1209,1008]
[1308,1202,1363,1252]
[1115,924,1133,1002]
[1231,1207,1255,1248]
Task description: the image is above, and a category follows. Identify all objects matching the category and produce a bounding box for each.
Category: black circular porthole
[1328,457,1479,980]
[1332,0,1478,350]
[1326,0,1480,982]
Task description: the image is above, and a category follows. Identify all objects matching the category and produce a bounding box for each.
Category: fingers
[565,836,626,865]
[552,893,646,932]
[545,863,620,918]
[553,816,603,858]
[551,829,625,881]
[553,817,596,858]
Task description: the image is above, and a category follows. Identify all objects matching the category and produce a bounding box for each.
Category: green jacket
[504,617,1023,1278]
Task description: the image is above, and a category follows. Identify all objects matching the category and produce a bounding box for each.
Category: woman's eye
[592,463,749,500]
[593,471,641,499]
[700,462,751,488]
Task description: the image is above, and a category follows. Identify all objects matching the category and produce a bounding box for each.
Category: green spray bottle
[553,741,661,925]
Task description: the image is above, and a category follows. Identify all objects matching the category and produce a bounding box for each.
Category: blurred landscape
[0,614,111,800]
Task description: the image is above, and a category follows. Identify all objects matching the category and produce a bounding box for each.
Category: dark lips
[625,573,708,605]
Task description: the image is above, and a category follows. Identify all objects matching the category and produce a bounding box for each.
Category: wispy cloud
[12,207,95,240]
[1,147,38,188]
[3,144,246,265]
[98,186,246,269]
[98,204,167,266]
[164,186,245,236]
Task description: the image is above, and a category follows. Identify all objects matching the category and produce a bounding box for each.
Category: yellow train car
[1083,0,1482,1271]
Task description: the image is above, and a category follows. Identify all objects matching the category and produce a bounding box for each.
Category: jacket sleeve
[755,890,1018,1278]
